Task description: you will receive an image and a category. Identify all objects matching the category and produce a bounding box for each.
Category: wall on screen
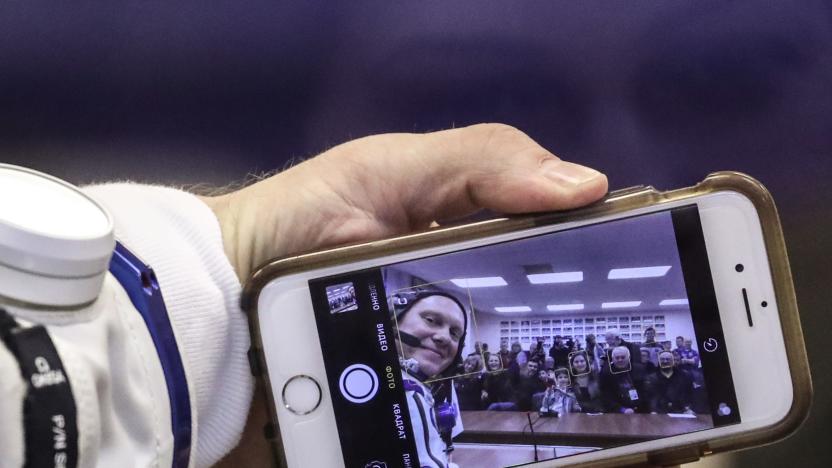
[466,308,698,356]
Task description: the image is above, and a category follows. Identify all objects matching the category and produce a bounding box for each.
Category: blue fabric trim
[109,242,191,468]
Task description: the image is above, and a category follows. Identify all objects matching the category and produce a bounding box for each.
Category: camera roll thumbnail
[326,282,358,314]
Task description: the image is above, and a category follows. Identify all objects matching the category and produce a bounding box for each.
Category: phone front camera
[735,264,744,272]
[761,301,768,307]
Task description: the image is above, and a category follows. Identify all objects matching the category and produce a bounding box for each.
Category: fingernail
[542,160,603,186]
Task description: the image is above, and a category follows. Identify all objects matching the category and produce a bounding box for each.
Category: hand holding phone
[199,123,607,281]
[207,123,608,467]
[244,173,811,468]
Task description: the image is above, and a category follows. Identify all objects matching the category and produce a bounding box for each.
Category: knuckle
[471,122,525,140]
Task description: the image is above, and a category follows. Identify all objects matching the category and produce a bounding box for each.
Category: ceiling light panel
[659,298,689,306]
[608,266,671,279]
[495,306,532,313]
[602,301,642,309]
[450,277,508,288]
[546,304,585,312]
[527,271,583,284]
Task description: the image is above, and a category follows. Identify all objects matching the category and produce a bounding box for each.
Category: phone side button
[647,446,703,466]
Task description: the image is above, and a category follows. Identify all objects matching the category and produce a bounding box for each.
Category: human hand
[200,124,607,280]
[206,124,607,465]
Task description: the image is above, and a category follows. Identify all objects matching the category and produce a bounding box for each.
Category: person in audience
[511,358,546,411]
[543,355,555,371]
[481,342,491,366]
[482,354,514,410]
[509,341,522,365]
[600,346,647,413]
[679,339,700,368]
[467,341,483,358]
[679,338,703,386]
[540,368,582,416]
[549,335,571,368]
[645,351,695,414]
[455,355,485,410]
[569,351,603,413]
[529,337,547,363]
[604,329,642,364]
[672,349,682,367]
[565,337,575,352]
[642,327,663,350]
[662,341,673,352]
[675,335,685,352]
[509,347,530,381]
[497,342,511,369]
[641,349,658,374]
[585,334,605,372]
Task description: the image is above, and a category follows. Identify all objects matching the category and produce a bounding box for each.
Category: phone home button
[282,375,322,416]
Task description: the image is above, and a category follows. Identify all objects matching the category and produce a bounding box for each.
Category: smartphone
[243,172,811,468]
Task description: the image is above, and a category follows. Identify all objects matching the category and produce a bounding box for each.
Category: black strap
[0,307,78,468]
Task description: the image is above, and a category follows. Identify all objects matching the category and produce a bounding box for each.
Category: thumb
[433,123,607,217]
[323,123,608,225]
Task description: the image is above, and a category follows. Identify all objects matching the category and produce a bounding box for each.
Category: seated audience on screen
[540,368,582,416]
[645,351,695,414]
[466,333,706,418]
[569,351,604,413]
[600,346,647,414]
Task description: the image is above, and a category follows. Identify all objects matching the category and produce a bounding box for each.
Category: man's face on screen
[659,351,675,369]
[396,295,465,378]
[644,328,655,342]
[612,348,630,370]
[527,360,539,376]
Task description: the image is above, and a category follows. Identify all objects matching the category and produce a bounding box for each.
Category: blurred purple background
[2,1,829,466]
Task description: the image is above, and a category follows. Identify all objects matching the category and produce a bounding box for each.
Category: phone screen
[307,205,740,468]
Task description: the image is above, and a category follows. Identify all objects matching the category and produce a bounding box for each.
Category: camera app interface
[308,206,740,468]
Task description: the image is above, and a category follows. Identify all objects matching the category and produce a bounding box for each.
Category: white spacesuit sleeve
[82,183,253,467]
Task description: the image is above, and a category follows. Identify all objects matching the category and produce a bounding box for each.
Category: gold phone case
[242,171,812,468]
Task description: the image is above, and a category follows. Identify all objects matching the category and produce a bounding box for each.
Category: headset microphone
[398,330,425,349]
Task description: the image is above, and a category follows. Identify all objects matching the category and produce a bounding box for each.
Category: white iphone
[244,173,811,468]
